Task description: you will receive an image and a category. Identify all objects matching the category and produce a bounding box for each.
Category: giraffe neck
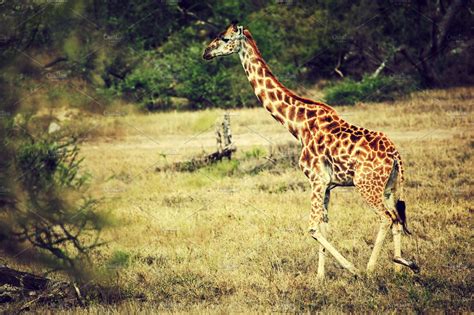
[237,29,330,139]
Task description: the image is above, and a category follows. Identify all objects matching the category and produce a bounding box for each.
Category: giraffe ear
[237,25,243,35]
[231,20,239,32]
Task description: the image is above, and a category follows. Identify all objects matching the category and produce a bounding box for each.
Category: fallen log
[0,265,84,311]
[157,144,237,172]
[0,266,50,291]
[0,265,135,311]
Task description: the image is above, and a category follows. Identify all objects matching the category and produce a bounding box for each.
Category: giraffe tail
[395,199,411,235]
[392,159,411,235]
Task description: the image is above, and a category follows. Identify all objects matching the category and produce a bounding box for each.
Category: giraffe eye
[221,37,230,43]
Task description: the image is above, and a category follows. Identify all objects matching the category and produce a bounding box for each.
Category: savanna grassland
[21,87,473,313]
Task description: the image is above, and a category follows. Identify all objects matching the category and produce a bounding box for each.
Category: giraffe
[203,23,419,278]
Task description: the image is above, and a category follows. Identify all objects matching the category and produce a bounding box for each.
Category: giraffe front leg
[308,183,328,280]
[311,228,360,276]
[309,184,360,276]
[316,186,330,280]
[317,221,327,280]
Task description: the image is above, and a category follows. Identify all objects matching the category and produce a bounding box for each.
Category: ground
[6,88,474,313]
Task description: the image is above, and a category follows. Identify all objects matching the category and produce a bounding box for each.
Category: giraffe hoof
[393,257,420,273]
[350,268,361,277]
[366,267,375,275]
[409,261,420,274]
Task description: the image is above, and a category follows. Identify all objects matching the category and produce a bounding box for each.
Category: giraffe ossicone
[203,23,419,277]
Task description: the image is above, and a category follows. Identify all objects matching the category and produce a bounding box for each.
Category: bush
[117,27,257,111]
[323,75,419,105]
[0,119,108,275]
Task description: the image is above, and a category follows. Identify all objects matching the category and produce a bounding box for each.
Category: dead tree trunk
[194,112,236,165]
[158,113,237,172]
[216,113,236,160]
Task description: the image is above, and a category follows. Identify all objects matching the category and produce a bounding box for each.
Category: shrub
[323,75,419,105]
[115,26,264,111]
[118,40,255,111]
[0,119,108,275]
[106,250,131,270]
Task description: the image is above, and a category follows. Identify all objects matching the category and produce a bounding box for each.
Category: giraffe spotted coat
[203,23,419,275]
[238,29,405,228]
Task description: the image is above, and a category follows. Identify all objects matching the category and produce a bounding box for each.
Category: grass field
[11,87,473,313]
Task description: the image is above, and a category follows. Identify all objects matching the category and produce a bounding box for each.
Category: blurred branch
[0,265,90,309]
[44,57,68,69]
[107,70,125,80]
[334,53,344,78]
[400,46,423,74]
[177,3,219,30]
[0,129,106,274]
[371,47,402,78]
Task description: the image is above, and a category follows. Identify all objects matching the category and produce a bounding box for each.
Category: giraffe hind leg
[384,163,420,273]
[356,169,397,274]
[392,222,420,273]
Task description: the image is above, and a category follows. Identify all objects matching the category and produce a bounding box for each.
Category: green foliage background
[0,0,472,111]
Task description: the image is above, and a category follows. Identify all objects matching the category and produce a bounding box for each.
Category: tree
[397,0,471,85]
[0,1,108,277]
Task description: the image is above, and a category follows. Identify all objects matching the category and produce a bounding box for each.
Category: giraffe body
[203,24,419,277]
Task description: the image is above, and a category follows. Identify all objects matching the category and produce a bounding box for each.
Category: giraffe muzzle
[202,49,213,60]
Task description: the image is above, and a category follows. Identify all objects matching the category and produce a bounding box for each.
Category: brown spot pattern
[236,29,404,229]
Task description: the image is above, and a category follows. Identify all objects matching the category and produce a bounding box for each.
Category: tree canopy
[1,0,472,110]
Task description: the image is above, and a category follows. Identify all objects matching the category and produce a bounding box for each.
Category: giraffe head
[203,23,244,60]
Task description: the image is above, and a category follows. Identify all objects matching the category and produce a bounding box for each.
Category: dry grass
[12,87,474,312]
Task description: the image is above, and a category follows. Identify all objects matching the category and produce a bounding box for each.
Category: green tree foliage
[0,3,109,277]
[0,117,108,275]
[323,75,419,105]
[119,27,255,110]
[112,0,471,109]
[0,0,472,111]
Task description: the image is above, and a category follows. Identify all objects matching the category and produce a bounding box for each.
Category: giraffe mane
[242,29,335,113]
